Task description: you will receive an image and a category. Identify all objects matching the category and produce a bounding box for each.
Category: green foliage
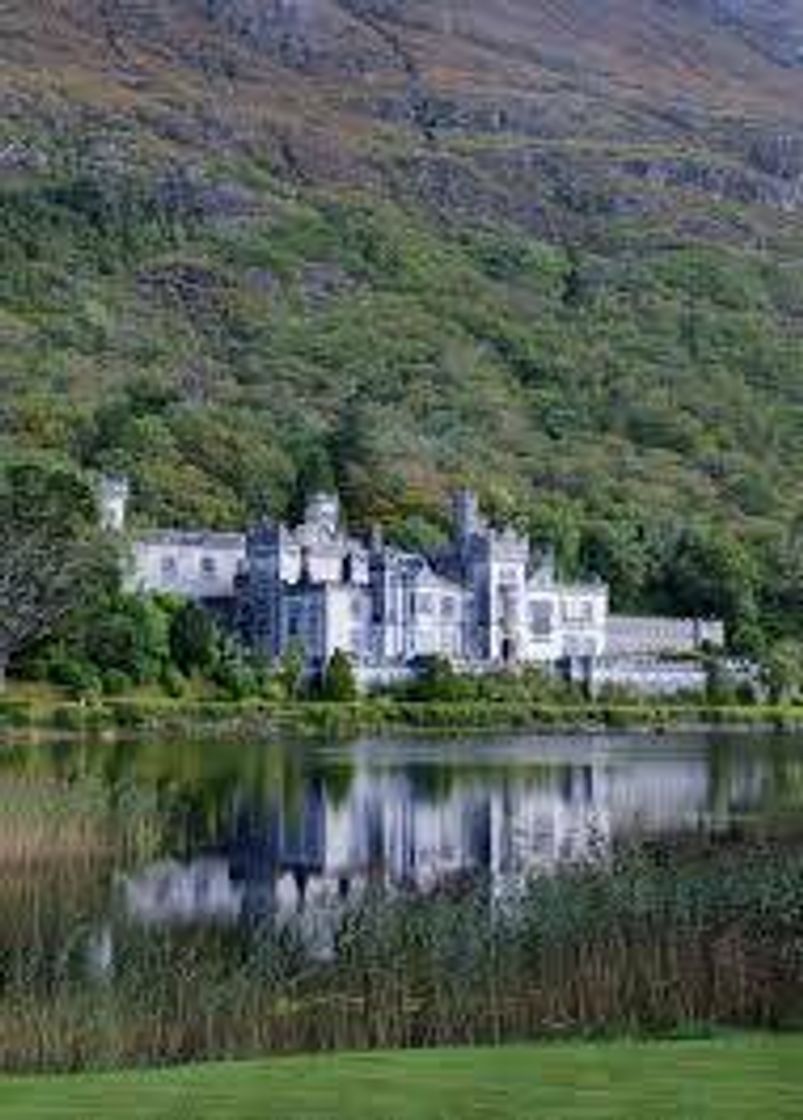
[45,652,102,700]
[169,602,219,677]
[401,659,573,705]
[0,456,117,681]
[85,594,172,683]
[703,656,740,707]
[406,656,466,702]
[659,528,762,653]
[762,640,803,705]
[277,641,306,701]
[320,650,358,702]
[40,591,173,690]
[212,641,260,701]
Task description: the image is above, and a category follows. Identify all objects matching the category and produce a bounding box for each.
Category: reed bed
[2,836,802,1073]
[0,775,162,866]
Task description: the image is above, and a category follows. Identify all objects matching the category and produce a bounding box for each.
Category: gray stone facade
[118,482,727,692]
[239,491,609,679]
[129,530,247,613]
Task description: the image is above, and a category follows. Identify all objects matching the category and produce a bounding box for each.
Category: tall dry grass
[1,835,802,1072]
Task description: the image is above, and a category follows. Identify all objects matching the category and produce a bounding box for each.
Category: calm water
[2,729,802,942]
[3,729,803,1069]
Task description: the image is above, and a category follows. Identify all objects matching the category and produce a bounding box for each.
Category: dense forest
[2,0,803,655]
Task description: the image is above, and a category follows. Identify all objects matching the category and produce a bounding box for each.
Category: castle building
[238,491,608,681]
[115,482,728,692]
[122,488,608,681]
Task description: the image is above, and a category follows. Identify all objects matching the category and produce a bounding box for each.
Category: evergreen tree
[321,649,358,702]
[169,601,218,676]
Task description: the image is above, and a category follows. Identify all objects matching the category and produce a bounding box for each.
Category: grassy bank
[2,1037,803,1119]
[3,691,803,741]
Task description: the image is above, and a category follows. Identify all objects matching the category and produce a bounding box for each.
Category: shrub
[214,657,258,701]
[407,656,467,702]
[277,642,306,700]
[46,653,101,699]
[169,602,219,677]
[159,665,186,699]
[101,669,131,696]
[320,650,358,702]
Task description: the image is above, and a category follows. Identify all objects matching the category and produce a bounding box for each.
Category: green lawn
[2,1037,802,1119]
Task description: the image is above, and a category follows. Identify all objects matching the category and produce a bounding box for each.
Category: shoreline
[2,694,803,743]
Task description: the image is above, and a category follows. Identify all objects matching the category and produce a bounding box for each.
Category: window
[562,599,593,625]
[441,595,456,619]
[351,595,363,620]
[416,593,434,615]
[200,555,217,579]
[160,555,178,580]
[530,600,554,636]
[498,587,519,623]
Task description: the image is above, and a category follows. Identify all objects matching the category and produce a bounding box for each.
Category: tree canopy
[0,459,117,687]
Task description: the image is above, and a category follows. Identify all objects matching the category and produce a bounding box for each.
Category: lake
[2,729,802,1069]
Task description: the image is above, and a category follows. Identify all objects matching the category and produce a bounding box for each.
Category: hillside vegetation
[2,1,803,646]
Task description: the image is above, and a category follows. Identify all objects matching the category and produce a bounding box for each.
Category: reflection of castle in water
[123,745,757,931]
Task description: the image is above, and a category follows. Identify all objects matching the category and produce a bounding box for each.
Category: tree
[659,527,760,649]
[329,397,387,524]
[0,459,115,691]
[321,649,358,702]
[277,640,306,700]
[761,640,803,705]
[83,593,173,684]
[289,441,336,523]
[169,601,219,676]
[410,655,463,701]
[704,655,736,707]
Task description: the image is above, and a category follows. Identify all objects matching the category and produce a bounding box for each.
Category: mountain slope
[1,1,802,642]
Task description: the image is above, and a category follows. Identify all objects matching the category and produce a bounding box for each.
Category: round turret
[98,474,129,533]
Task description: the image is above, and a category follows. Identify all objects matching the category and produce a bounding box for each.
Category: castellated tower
[450,491,531,664]
[244,519,284,659]
[98,475,130,533]
[453,489,483,543]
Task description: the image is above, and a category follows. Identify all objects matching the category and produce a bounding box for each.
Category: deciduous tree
[0,459,114,690]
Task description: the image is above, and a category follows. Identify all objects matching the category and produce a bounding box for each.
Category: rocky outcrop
[201,0,405,72]
[622,154,803,211]
[746,131,803,179]
[689,1,803,68]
